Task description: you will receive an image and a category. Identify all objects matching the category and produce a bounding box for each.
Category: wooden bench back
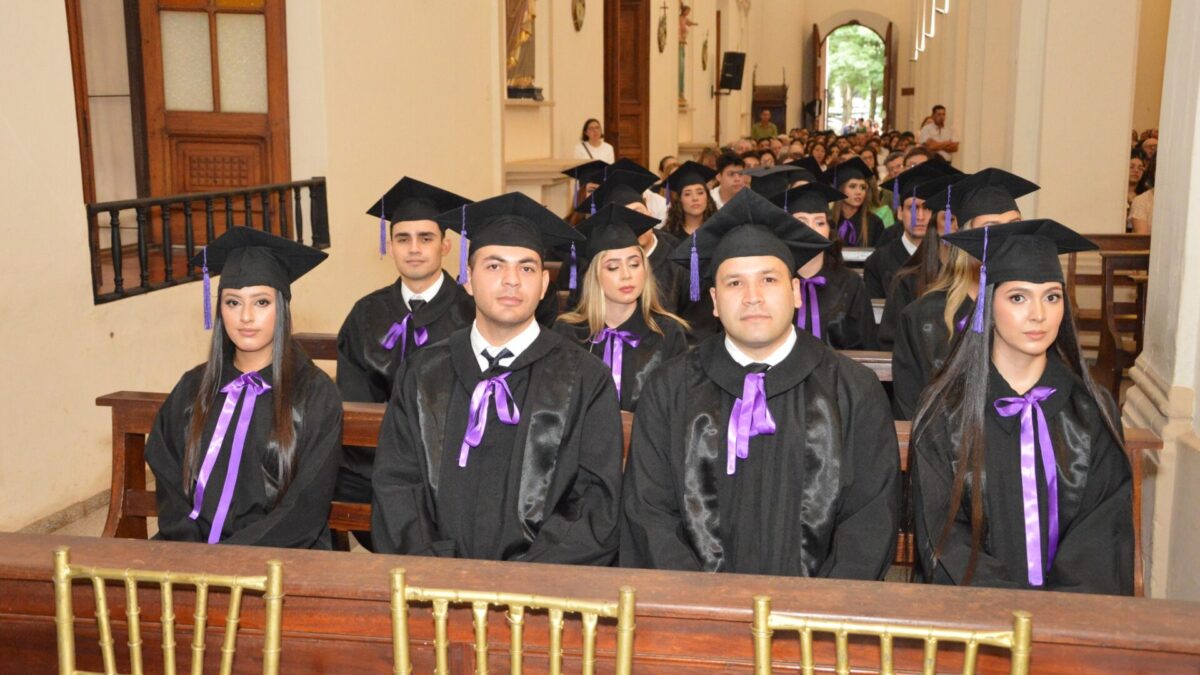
[96,392,1155,594]
[1065,234,1150,327]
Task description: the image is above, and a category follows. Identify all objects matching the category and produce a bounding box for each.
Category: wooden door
[604,0,650,167]
[884,21,896,130]
[810,23,824,130]
[138,0,290,241]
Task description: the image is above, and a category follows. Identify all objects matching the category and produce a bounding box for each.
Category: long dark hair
[663,188,716,238]
[580,118,602,142]
[892,221,945,298]
[910,288,1125,584]
[829,192,877,246]
[184,289,302,506]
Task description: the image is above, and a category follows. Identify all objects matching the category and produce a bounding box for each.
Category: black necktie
[409,298,426,314]
[746,362,770,374]
[482,348,513,372]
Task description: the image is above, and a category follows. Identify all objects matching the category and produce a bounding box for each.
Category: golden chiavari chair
[53,546,283,675]
[752,595,1031,675]
[390,567,635,675]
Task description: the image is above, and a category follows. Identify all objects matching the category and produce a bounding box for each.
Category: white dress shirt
[470,319,541,372]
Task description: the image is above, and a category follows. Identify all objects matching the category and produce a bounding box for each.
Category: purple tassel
[590,197,597,215]
[573,181,581,210]
[568,242,578,290]
[943,184,953,235]
[909,187,917,232]
[665,186,671,210]
[784,189,789,212]
[457,205,469,285]
[971,226,989,333]
[891,180,900,213]
[202,248,212,331]
[379,197,387,256]
[688,233,700,302]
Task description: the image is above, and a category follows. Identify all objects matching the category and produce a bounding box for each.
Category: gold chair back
[752,596,1031,675]
[390,568,635,675]
[53,546,284,675]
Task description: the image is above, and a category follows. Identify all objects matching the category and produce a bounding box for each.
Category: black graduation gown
[371,328,624,564]
[862,238,914,299]
[875,220,903,248]
[891,291,974,420]
[646,229,689,314]
[146,354,343,549]
[834,210,885,248]
[551,306,688,412]
[620,331,900,578]
[876,273,918,350]
[335,271,474,496]
[911,356,1133,594]
[798,260,878,350]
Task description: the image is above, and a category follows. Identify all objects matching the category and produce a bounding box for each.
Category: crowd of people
[139,107,1133,598]
[1128,128,1158,234]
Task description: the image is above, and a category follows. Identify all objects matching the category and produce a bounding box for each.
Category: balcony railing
[86,177,328,304]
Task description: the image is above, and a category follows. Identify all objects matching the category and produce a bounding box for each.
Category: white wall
[551,0,605,158]
[1133,0,1172,133]
[649,1,681,166]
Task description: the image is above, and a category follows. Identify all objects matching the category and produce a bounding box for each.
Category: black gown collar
[388,270,458,327]
[697,329,823,399]
[986,352,1076,434]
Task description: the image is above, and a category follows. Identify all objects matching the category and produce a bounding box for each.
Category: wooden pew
[1065,233,1150,337]
[1091,250,1151,399]
[292,333,895,382]
[4,532,1198,673]
[97,392,1156,593]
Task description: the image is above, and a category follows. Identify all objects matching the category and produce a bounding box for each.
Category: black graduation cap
[925,168,1040,228]
[792,156,826,181]
[590,170,658,211]
[829,157,873,188]
[434,192,585,286]
[669,189,831,297]
[192,227,328,328]
[663,160,717,194]
[942,219,1097,332]
[576,203,661,260]
[771,182,845,215]
[364,177,473,255]
[745,165,815,200]
[609,157,657,179]
[881,162,960,205]
[562,159,610,185]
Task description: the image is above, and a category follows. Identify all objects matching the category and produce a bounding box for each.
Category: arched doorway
[809,20,894,132]
[824,23,886,132]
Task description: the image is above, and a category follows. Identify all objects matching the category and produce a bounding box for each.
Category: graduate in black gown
[875,165,964,346]
[372,192,624,564]
[827,157,886,248]
[863,162,960,301]
[621,189,900,578]
[911,220,1132,594]
[147,227,342,549]
[772,182,877,350]
[891,169,1038,420]
[553,205,689,412]
[661,161,722,344]
[335,178,475,533]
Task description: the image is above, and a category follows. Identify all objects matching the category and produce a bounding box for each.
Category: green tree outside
[825,25,885,131]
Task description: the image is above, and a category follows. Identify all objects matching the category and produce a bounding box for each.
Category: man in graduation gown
[621,189,900,578]
[372,192,624,563]
[334,178,474,544]
[862,162,958,300]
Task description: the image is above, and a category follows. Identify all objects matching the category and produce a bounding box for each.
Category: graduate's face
[899,198,932,239]
[597,246,646,306]
[991,280,1065,361]
[717,165,745,193]
[794,212,830,239]
[220,286,277,362]
[711,256,801,356]
[841,179,868,207]
[681,184,708,216]
[390,220,449,282]
[465,246,549,328]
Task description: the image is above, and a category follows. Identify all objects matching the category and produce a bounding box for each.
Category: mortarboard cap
[576,203,661,260]
[663,160,717,194]
[669,189,831,291]
[745,164,815,200]
[562,159,610,185]
[590,170,658,210]
[793,156,826,181]
[192,227,327,328]
[928,168,1039,227]
[365,177,473,255]
[771,182,845,215]
[830,157,873,189]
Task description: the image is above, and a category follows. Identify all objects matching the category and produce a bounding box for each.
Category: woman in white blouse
[574,118,615,163]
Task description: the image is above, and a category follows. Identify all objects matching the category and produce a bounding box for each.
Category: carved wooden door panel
[604,0,650,167]
[138,0,290,241]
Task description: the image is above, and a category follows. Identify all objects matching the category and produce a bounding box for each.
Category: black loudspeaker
[718,52,746,90]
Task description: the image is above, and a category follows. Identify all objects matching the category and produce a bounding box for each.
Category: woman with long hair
[774,182,877,349]
[859,147,895,228]
[661,161,720,343]
[828,157,885,247]
[147,227,343,548]
[910,220,1132,594]
[890,169,1038,420]
[554,205,688,411]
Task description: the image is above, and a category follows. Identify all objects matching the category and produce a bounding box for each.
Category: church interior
[3,0,1200,671]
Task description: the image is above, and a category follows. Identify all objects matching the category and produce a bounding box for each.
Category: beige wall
[648,1,681,167]
[1134,0,1171,133]
[551,0,605,158]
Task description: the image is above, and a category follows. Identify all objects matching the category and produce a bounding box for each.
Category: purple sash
[458,372,521,467]
[726,371,776,475]
[591,327,641,399]
[796,276,827,338]
[380,314,429,360]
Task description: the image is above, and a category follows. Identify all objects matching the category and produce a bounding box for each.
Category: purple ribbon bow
[380,313,429,360]
[796,276,827,338]
[837,218,858,246]
[993,386,1060,586]
[458,372,521,467]
[189,371,271,544]
[591,327,641,399]
[726,371,776,475]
